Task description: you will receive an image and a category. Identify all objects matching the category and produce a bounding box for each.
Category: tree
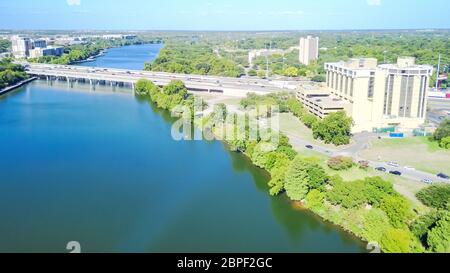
[433,119,450,142]
[284,156,327,201]
[410,210,441,246]
[305,189,325,211]
[416,184,450,210]
[284,156,310,201]
[268,165,288,196]
[380,195,412,228]
[313,111,353,145]
[163,80,188,98]
[439,136,450,149]
[427,212,450,253]
[380,228,415,253]
[361,208,392,243]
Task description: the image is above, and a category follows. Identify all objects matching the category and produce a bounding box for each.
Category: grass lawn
[359,136,450,174]
[278,113,341,149]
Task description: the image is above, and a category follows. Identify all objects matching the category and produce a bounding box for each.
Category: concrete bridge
[25,63,299,97]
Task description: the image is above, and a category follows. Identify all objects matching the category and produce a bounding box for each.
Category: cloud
[367,0,381,6]
[67,0,81,6]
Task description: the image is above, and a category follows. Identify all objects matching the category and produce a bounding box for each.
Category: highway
[24,63,300,97]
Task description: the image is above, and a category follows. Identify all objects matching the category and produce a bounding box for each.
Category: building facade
[11,36,32,59]
[299,36,319,65]
[299,57,433,133]
[33,39,47,48]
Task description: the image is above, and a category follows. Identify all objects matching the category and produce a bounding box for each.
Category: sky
[0,0,449,31]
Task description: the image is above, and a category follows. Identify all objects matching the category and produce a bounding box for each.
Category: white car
[387,162,400,168]
[404,166,416,171]
[421,179,433,185]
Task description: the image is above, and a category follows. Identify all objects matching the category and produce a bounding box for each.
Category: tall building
[11,36,32,58]
[298,57,433,133]
[299,36,319,65]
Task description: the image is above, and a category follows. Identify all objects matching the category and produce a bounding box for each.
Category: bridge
[25,63,300,97]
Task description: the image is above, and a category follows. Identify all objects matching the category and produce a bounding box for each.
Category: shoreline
[0,77,37,96]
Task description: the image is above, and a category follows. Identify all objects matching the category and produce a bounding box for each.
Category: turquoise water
[0,45,366,253]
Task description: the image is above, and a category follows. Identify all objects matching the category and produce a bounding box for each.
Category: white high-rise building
[299,36,319,65]
[297,57,434,133]
[11,36,32,59]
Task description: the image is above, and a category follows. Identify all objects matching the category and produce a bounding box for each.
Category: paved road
[285,132,449,185]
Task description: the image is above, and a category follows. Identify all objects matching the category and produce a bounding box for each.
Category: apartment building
[299,36,319,65]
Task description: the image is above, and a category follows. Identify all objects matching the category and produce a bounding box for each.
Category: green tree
[284,156,327,201]
[427,212,450,253]
[163,80,188,97]
[361,208,392,243]
[283,66,299,77]
[313,111,353,145]
[305,189,325,211]
[380,195,412,228]
[416,184,450,210]
[439,136,450,149]
[380,228,414,253]
[433,119,450,142]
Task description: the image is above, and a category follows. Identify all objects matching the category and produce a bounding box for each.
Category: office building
[299,36,319,65]
[29,46,65,58]
[298,57,433,133]
[11,36,32,58]
[33,39,47,48]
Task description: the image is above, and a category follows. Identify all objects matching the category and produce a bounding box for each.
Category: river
[0,44,366,253]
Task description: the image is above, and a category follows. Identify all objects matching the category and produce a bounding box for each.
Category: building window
[350,78,354,97]
[383,75,394,115]
[399,75,414,118]
[368,76,375,99]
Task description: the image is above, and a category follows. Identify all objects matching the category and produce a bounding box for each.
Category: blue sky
[0,0,449,30]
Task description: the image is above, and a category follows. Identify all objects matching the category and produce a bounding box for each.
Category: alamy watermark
[170,97,281,147]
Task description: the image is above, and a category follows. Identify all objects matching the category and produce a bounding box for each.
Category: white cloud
[67,0,81,6]
[367,0,381,6]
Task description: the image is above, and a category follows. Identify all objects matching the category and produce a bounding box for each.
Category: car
[375,167,387,172]
[305,145,314,149]
[387,162,400,168]
[389,170,402,176]
[404,166,416,171]
[421,179,433,185]
[437,173,450,180]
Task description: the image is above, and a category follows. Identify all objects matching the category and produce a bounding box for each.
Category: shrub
[305,189,325,211]
[427,212,450,253]
[327,156,354,170]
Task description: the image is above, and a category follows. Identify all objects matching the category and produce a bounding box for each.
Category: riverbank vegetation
[0,59,28,90]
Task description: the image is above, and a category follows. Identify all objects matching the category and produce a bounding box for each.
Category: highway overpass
[25,63,300,97]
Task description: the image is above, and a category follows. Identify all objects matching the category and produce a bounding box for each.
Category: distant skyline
[0,0,449,31]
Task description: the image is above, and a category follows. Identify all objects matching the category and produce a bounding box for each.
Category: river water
[0,44,366,253]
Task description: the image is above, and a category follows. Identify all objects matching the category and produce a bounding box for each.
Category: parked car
[404,166,416,171]
[305,145,314,149]
[421,179,433,185]
[387,162,400,168]
[389,170,402,176]
[375,167,387,172]
[437,173,450,180]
